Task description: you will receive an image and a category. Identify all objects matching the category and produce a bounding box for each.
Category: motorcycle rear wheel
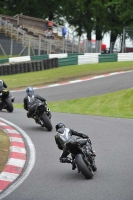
[5,98,13,112]
[75,154,93,179]
[41,113,53,131]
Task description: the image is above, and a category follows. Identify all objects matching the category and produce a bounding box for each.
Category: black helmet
[55,122,65,131]
[26,87,34,97]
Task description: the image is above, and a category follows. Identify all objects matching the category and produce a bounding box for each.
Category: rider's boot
[86,147,97,171]
[46,108,52,119]
[90,157,97,172]
[72,162,76,170]
[11,96,15,102]
[9,93,15,102]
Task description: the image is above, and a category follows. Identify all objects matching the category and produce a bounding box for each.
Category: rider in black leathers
[55,122,97,171]
[0,80,15,101]
[0,80,7,91]
[23,86,51,120]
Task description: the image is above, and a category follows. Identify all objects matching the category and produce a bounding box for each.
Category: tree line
[0,0,133,50]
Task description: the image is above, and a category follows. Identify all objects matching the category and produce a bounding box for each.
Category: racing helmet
[26,87,34,97]
[55,122,65,131]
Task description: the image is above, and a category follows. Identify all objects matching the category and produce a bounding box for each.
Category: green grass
[14,88,133,119]
[47,88,133,119]
[0,131,10,172]
[1,61,133,90]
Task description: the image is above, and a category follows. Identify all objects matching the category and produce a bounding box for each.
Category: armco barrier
[118,53,133,61]
[58,55,78,67]
[68,53,84,56]
[0,58,58,76]
[0,58,9,64]
[1,53,133,72]
[78,53,99,65]
[9,56,31,63]
[49,53,67,59]
[31,55,48,61]
[99,54,117,63]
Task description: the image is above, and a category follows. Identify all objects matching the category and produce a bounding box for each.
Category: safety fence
[117,53,133,61]
[0,53,133,76]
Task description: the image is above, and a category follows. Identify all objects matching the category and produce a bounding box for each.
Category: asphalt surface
[12,71,133,103]
[0,71,133,200]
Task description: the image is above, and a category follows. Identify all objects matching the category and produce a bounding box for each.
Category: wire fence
[122,27,133,53]
[0,18,102,56]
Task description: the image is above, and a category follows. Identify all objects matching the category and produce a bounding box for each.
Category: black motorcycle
[63,138,96,179]
[31,99,53,131]
[0,89,15,112]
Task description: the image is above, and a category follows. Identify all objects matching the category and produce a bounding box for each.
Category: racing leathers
[23,94,46,118]
[55,127,97,170]
[0,80,7,91]
[0,80,15,101]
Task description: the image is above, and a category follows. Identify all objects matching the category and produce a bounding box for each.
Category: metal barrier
[118,53,133,61]
[99,54,117,63]
[58,55,78,67]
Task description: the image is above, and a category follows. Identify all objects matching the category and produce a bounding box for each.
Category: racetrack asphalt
[1,72,132,200]
[1,70,129,192]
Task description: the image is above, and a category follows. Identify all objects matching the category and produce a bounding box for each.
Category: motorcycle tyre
[41,113,53,131]
[5,98,13,112]
[75,154,93,179]
[0,103,3,111]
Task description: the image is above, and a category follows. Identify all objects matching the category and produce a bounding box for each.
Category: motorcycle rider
[0,79,15,102]
[55,122,97,171]
[0,80,7,90]
[23,86,51,122]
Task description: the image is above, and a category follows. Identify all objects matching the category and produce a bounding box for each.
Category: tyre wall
[0,58,58,76]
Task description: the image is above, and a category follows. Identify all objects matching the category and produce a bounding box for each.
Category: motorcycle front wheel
[75,154,93,179]
[5,98,13,112]
[41,113,53,131]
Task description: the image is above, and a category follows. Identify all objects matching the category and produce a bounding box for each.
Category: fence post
[84,40,87,53]
[49,38,51,54]
[46,39,49,54]
[78,36,80,53]
[28,36,31,56]
[0,17,2,30]
[38,36,41,55]
[62,38,64,53]
[10,38,13,56]
[122,28,125,53]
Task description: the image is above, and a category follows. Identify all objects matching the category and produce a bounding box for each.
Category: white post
[122,28,125,53]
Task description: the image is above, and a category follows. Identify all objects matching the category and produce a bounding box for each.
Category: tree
[115,0,133,26]
[0,0,62,20]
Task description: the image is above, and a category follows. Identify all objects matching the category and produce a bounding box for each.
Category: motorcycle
[62,138,96,179]
[31,99,53,131]
[0,89,15,112]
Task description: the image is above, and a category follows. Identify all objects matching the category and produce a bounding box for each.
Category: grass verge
[47,88,133,119]
[1,61,133,90]
[0,130,10,172]
[14,88,133,119]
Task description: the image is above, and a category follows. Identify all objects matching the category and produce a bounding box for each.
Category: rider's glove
[27,112,31,118]
[59,157,63,163]
[87,138,92,144]
[82,134,89,139]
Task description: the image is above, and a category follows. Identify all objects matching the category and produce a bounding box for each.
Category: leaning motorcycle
[0,89,14,112]
[31,99,53,131]
[63,138,96,179]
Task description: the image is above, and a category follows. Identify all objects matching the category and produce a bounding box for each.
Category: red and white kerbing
[0,120,26,192]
